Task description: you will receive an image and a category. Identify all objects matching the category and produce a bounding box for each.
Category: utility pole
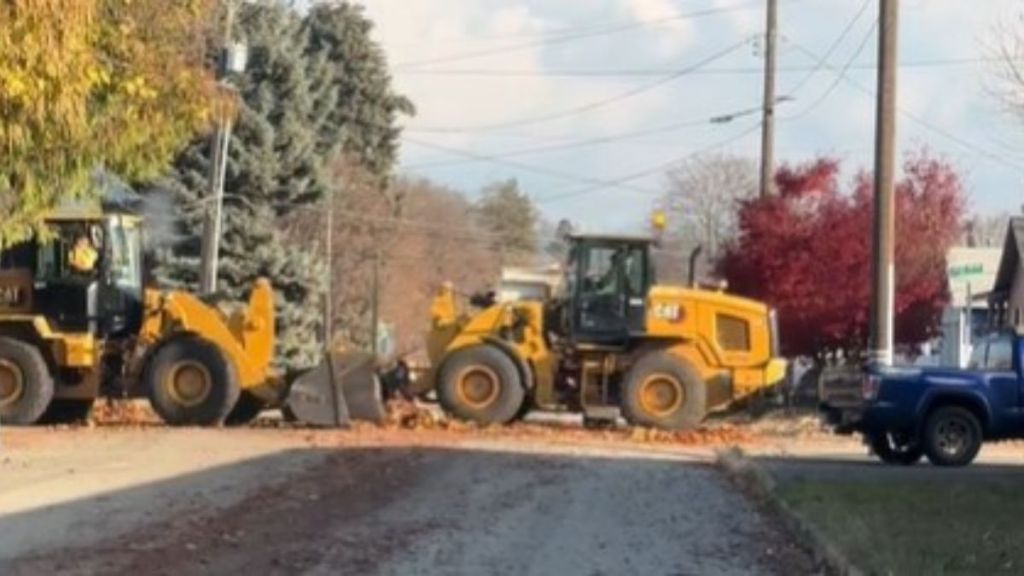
[370,227,381,356]
[323,188,334,349]
[870,0,899,366]
[758,0,778,198]
[199,2,245,295]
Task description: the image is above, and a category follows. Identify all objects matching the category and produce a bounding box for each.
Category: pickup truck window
[968,334,1016,372]
[987,336,1015,371]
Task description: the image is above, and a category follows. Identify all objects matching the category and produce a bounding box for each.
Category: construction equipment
[0,205,384,427]
[416,233,787,430]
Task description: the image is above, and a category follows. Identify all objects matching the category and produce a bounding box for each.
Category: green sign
[948,263,984,279]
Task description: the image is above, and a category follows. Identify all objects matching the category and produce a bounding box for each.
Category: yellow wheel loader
[417,234,787,430]
[0,207,385,427]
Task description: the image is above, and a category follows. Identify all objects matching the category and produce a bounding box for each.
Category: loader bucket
[285,350,387,427]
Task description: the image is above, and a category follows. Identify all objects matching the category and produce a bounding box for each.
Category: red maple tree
[717,153,965,359]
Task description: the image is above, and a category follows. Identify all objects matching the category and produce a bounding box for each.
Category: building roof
[992,217,1024,299]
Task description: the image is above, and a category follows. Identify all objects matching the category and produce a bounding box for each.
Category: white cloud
[352,0,1023,228]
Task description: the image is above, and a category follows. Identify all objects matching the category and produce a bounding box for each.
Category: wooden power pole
[870,0,900,366]
[759,0,778,198]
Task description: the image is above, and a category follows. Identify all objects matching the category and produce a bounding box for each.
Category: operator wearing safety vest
[69,235,98,274]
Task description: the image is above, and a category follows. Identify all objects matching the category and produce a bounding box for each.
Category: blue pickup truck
[822,331,1023,467]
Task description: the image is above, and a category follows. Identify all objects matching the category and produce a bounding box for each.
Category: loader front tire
[621,352,706,431]
[0,337,54,425]
[438,345,525,426]
[144,337,240,426]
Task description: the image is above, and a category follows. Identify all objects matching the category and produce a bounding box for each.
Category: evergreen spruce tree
[156,1,409,369]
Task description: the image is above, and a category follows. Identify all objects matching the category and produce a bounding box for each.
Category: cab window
[986,335,1015,371]
[623,246,646,296]
[969,335,1016,372]
[717,314,751,352]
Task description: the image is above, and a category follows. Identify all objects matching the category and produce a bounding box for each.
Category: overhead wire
[398,57,1014,79]
[394,1,769,71]
[403,105,763,170]
[535,122,763,204]
[781,18,879,121]
[780,0,873,98]
[406,36,755,133]
[787,41,1024,175]
[403,136,662,195]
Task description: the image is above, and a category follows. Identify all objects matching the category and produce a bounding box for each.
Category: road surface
[1,426,815,576]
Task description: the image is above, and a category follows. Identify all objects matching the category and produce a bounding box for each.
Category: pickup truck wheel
[868,431,923,465]
[923,406,983,467]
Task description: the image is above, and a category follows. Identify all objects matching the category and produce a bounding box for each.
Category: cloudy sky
[356,0,1024,233]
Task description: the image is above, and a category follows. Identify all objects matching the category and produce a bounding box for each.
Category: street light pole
[199,2,245,295]
[759,0,778,198]
[869,0,900,366]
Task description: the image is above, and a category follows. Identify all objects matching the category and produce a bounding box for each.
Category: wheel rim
[0,359,24,409]
[639,374,685,417]
[936,418,970,457]
[455,366,501,409]
[164,361,212,408]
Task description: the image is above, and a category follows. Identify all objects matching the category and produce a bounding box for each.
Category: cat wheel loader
[0,206,385,427]
[415,234,787,431]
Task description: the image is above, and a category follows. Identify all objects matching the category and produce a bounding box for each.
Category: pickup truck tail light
[862,374,881,401]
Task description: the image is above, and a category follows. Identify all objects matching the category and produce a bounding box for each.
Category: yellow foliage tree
[0,0,218,242]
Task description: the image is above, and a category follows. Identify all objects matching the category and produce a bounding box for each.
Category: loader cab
[0,213,145,338]
[566,235,652,344]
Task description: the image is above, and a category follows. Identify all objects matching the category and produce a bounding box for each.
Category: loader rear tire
[0,337,54,426]
[144,337,240,426]
[621,352,706,431]
[438,345,525,426]
[226,392,266,426]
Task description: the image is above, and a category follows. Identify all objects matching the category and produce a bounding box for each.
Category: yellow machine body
[423,235,787,428]
[136,279,279,402]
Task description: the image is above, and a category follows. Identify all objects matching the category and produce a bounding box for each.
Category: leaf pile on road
[89,399,161,427]
[382,399,755,446]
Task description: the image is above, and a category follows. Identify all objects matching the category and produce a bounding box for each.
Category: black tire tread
[923,405,983,467]
[0,336,55,425]
[868,431,924,466]
[437,345,525,425]
[621,352,706,431]
[143,336,240,426]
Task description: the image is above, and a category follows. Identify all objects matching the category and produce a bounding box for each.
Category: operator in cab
[69,234,98,274]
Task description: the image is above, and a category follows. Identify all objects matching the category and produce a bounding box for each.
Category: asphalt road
[2,428,814,576]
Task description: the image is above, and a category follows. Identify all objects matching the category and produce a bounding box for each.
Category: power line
[788,42,1024,175]
[407,37,754,134]
[394,1,769,71]
[782,18,879,121]
[404,105,764,170]
[781,0,872,97]
[398,57,1014,78]
[536,122,762,204]
[404,137,662,195]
